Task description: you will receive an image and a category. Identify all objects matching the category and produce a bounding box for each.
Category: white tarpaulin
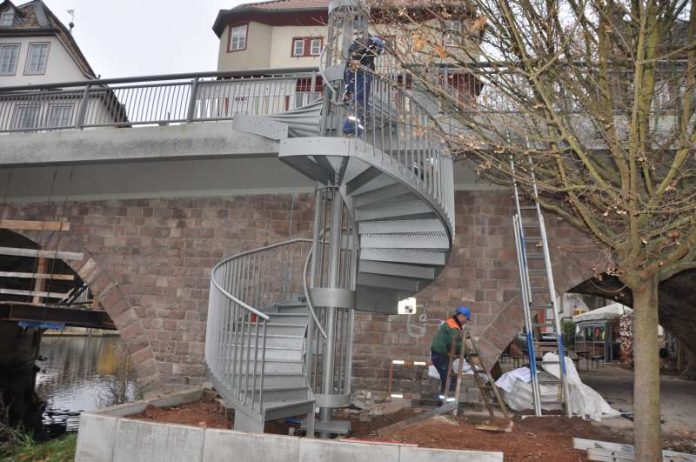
[427,359,475,380]
[495,353,620,421]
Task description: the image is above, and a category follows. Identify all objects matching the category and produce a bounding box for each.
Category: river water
[31,335,138,438]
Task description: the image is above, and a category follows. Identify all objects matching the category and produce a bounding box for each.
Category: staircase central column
[319,187,344,431]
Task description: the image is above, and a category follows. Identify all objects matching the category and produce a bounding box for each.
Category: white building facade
[0,1,119,132]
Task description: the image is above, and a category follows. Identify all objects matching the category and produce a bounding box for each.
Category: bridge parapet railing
[0,68,322,133]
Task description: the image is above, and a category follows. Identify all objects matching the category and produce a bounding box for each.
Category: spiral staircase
[204,0,456,436]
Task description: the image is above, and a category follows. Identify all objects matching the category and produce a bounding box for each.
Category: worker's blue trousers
[431,351,451,394]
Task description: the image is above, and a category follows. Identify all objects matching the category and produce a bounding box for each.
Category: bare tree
[368,0,696,460]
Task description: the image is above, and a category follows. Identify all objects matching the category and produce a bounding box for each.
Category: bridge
[0,12,694,436]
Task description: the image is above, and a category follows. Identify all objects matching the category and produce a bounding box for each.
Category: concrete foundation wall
[75,389,503,462]
[3,191,601,393]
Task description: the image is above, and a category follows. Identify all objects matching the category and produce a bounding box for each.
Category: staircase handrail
[207,237,314,415]
[327,63,456,234]
[319,44,337,99]
[303,244,328,339]
[211,237,314,321]
[334,63,454,146]
[211,236,327,339]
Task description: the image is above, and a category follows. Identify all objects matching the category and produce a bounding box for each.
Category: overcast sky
[42,0,247,78]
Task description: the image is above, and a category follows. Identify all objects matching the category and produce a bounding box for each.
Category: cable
[46,166,74,303]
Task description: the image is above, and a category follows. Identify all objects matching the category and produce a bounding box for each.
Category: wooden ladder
[443,327,510,419]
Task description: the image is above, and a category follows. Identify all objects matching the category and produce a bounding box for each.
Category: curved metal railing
[325,64,456,234]
[303,245,328,340]
[205,238,312,413]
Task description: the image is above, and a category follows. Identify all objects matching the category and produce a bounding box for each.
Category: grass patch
[1,433,77,462]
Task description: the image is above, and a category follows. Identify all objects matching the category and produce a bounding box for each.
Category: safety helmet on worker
[455,306,471,320]
[368,35,384,54]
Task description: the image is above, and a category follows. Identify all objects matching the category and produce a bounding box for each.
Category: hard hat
[455,306,471,320]
[368,35,384,54]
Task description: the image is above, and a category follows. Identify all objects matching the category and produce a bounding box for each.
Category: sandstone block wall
[5,191,602,394]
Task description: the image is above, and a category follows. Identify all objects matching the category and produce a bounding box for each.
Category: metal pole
[186,77,200,122]
[319,188,343,435]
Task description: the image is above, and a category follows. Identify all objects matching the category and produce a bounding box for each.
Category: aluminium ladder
[510,156,570,417]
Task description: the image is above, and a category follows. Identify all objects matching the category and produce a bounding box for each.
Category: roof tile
[237,0,328,11]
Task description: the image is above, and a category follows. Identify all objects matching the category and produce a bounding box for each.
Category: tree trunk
[632,275,662,461]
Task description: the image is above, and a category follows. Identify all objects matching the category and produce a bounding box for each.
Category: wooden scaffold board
[0,247,83,261]
[0,219,71,232]
[0,271,75,281]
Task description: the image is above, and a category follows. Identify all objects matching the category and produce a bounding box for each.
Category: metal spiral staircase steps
[208,114,455,431]
[278,141,453,313]
[208,48,455,431]
[209,300,316,432]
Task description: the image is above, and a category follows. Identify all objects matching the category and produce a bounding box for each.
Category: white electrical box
[398,297,417,315]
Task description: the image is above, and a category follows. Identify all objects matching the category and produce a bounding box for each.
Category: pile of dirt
[127,395,418,436]
[129,394,231,429]
[370,415,624,462]
[124,397,695,460]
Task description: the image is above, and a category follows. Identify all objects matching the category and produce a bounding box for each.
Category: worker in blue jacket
[342,35,384,136]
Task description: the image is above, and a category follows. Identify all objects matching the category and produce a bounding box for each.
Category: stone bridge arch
[1,227,161,390]
[473,203,607,368]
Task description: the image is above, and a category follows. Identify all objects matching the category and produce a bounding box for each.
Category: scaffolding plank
[33,257,47,304]
[0,288,69,299]
[0,219,70,232]
[0,271,75,281]
[0,247,84,261]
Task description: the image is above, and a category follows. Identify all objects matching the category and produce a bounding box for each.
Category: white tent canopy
[573,303,632,323]
[573,303,663,335]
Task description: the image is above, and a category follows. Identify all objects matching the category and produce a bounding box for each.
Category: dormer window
[0,43,20,74]
[0,9,14,26]
[24,42,50,75]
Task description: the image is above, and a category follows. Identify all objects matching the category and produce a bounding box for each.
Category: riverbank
[1,432,76,462]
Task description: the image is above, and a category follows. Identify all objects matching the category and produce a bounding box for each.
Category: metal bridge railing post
[186,77,201,122]
[74,84,92,129]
